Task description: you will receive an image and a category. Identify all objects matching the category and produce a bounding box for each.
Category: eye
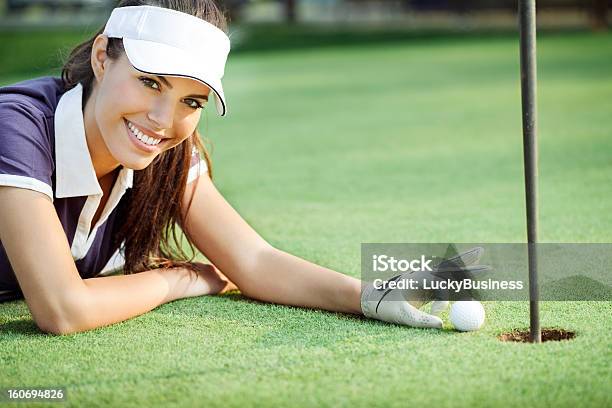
[139,77,160,90]
[183,98,205,110]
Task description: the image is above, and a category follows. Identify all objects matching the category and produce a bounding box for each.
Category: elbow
[36,317,78,336]
[32,293,90,336]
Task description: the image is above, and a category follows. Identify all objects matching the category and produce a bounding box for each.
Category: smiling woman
[60,1,228,277]
[0,0,448,335]
[0,0,232,331]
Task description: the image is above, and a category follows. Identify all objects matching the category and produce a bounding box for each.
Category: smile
[123,119,168,153]
[126,120,162,146]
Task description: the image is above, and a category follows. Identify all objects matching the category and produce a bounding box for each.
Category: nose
[147,98,175,130]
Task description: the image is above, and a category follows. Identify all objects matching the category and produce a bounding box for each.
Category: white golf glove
[361,280,444,328]
[360,247,488,328]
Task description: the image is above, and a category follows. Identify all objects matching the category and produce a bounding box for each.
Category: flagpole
[518,0,541,343]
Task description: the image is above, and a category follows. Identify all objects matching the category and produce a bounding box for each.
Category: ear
[91,34,110,82]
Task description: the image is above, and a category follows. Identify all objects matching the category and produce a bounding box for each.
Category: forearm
[53,268,187,335]
[240,248,362,315]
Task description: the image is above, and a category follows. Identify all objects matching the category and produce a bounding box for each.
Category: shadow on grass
[215,292,454,348]
[0,293,456,340]
[156,290,370,325]
[211,290,369,324]
[0,318,44,337]
[171,291,455,339]
[0,297,44,336]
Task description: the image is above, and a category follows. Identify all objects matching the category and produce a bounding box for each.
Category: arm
[0,187,223,335]
[181,175,445,329]
[244,248,362,315]
[181,175,362,315]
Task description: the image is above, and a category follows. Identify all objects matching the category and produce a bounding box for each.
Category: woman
[0,0,446,334]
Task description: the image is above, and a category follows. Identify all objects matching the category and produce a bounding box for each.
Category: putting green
[1,30,611,407]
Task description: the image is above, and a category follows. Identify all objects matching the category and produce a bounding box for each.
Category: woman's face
[90,41,211,171]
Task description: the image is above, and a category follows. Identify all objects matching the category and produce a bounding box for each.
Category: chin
[128,158,154,171]
[112,151,154,172]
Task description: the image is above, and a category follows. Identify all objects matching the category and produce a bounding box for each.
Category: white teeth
[127,121,161,146]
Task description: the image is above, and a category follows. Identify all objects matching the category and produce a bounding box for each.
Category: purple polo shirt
[0,77,208,301]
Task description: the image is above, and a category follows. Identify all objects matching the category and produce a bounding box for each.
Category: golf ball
[450,301,485,331]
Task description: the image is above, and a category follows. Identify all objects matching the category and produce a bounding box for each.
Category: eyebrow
[156,75,209,101]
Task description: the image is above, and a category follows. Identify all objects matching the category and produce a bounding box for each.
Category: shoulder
[0,76,65,146]
[0,76,64,119]
[0,77,63,200]
[0,76,63,139]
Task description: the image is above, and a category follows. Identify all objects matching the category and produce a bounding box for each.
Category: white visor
[103,5,230,116]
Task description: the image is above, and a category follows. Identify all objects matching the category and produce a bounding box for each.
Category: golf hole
[498,328,576,343]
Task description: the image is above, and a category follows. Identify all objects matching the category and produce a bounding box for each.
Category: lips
[127,120,163,145]
[124,119,163,153]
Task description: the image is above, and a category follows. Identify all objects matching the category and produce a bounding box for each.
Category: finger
[219,280,239,294]
[397,302,443,329]
[437,247,484,268]
[215,280,229,294]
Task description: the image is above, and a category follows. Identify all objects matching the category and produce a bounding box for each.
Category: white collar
[54,83,133,198]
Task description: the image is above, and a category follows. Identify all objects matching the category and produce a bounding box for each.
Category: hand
[360,247,490,328]
[428,246,490,315]
[172,262,237,299]
[361,282,444,328]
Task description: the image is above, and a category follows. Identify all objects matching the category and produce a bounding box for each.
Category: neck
[82,86,121,180]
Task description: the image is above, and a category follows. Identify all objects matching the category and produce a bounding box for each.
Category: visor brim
[123,38,227,116]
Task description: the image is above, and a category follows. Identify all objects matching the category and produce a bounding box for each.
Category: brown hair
[61,0,228,274]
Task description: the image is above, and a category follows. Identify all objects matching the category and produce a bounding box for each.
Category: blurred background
[0,1,609,80]
[0,0,609,29]
[0,1,610,246]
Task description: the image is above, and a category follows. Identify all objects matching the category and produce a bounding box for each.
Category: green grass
[1,30,611,407]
